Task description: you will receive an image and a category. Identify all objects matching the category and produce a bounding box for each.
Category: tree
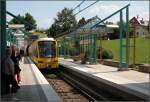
[78,17,86,27]
[24,13,37,31]
[9,14,24,24]
[49,7,77,37]
[48,24,61,37]
[9,13,37,31]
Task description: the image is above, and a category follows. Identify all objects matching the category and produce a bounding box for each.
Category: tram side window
[51,42,56,57]
[30,45,34,57]
[33,46,38,58]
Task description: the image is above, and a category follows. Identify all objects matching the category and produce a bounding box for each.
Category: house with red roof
[130,15,149,37]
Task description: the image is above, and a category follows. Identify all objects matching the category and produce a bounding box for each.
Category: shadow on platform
[1,84,48,102]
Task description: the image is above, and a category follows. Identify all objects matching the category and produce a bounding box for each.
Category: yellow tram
[28,38,59,69]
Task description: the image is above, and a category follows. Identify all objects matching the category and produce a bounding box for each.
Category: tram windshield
[38,41,56,58]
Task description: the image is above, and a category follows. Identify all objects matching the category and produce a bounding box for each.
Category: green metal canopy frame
[7,11,36,29]
[1,0,7,59]
[91,4,130,69]
[6,26,28,47]
[57,16,103,63]
[58,4,130,69]
[1,0,35,59]
[6,11,33,40]
[1,1,130,70]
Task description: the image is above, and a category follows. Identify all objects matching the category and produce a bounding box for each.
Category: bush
[97,48,113,59]
[102,49,113,59]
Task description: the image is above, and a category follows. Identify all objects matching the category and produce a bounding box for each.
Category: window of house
[136,32,139,36]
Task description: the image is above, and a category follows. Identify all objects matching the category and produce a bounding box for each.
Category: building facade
[130,16,149,37]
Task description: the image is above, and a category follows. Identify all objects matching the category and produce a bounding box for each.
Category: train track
[42,68,112,102]
[58,65,145,101]
[41,69,91,102]
[42,65,145,102]
[58,66,110,102]
[56,70,98,102]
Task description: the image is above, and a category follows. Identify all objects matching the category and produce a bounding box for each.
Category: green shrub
[102,49,113,59]
[97,48,113,59]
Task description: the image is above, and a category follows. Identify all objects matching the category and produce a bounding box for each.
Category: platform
[59,58,149,101]
[2,57,62,102]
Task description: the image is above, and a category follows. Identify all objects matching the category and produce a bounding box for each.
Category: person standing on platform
[2,47,19,94]
[26,45,30,56]
[16,49,22,83]
[11,46,21,85]
[20,48,24,61]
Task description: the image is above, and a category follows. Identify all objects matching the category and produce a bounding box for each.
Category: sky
[7,1,149,29]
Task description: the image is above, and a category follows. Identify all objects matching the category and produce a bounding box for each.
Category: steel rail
[57,67,110,101]
[56,70,100,101]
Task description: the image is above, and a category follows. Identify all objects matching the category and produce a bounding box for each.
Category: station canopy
[69,16,106,36]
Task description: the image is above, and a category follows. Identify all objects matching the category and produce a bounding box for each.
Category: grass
[98,37,149,64]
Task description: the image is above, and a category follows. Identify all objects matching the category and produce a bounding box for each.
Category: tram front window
[38,41,56,58]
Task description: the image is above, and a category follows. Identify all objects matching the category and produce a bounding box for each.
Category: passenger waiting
[2,47,19,94]
[16,49,22,83]
[11,46,21,84]
[20,48,24,58]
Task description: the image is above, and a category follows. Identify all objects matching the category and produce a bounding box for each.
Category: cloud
[132,11,149,21]
[76,16,82,21]
[141,11,149,20]
[87,4,121,23]
[88,4,121,15]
